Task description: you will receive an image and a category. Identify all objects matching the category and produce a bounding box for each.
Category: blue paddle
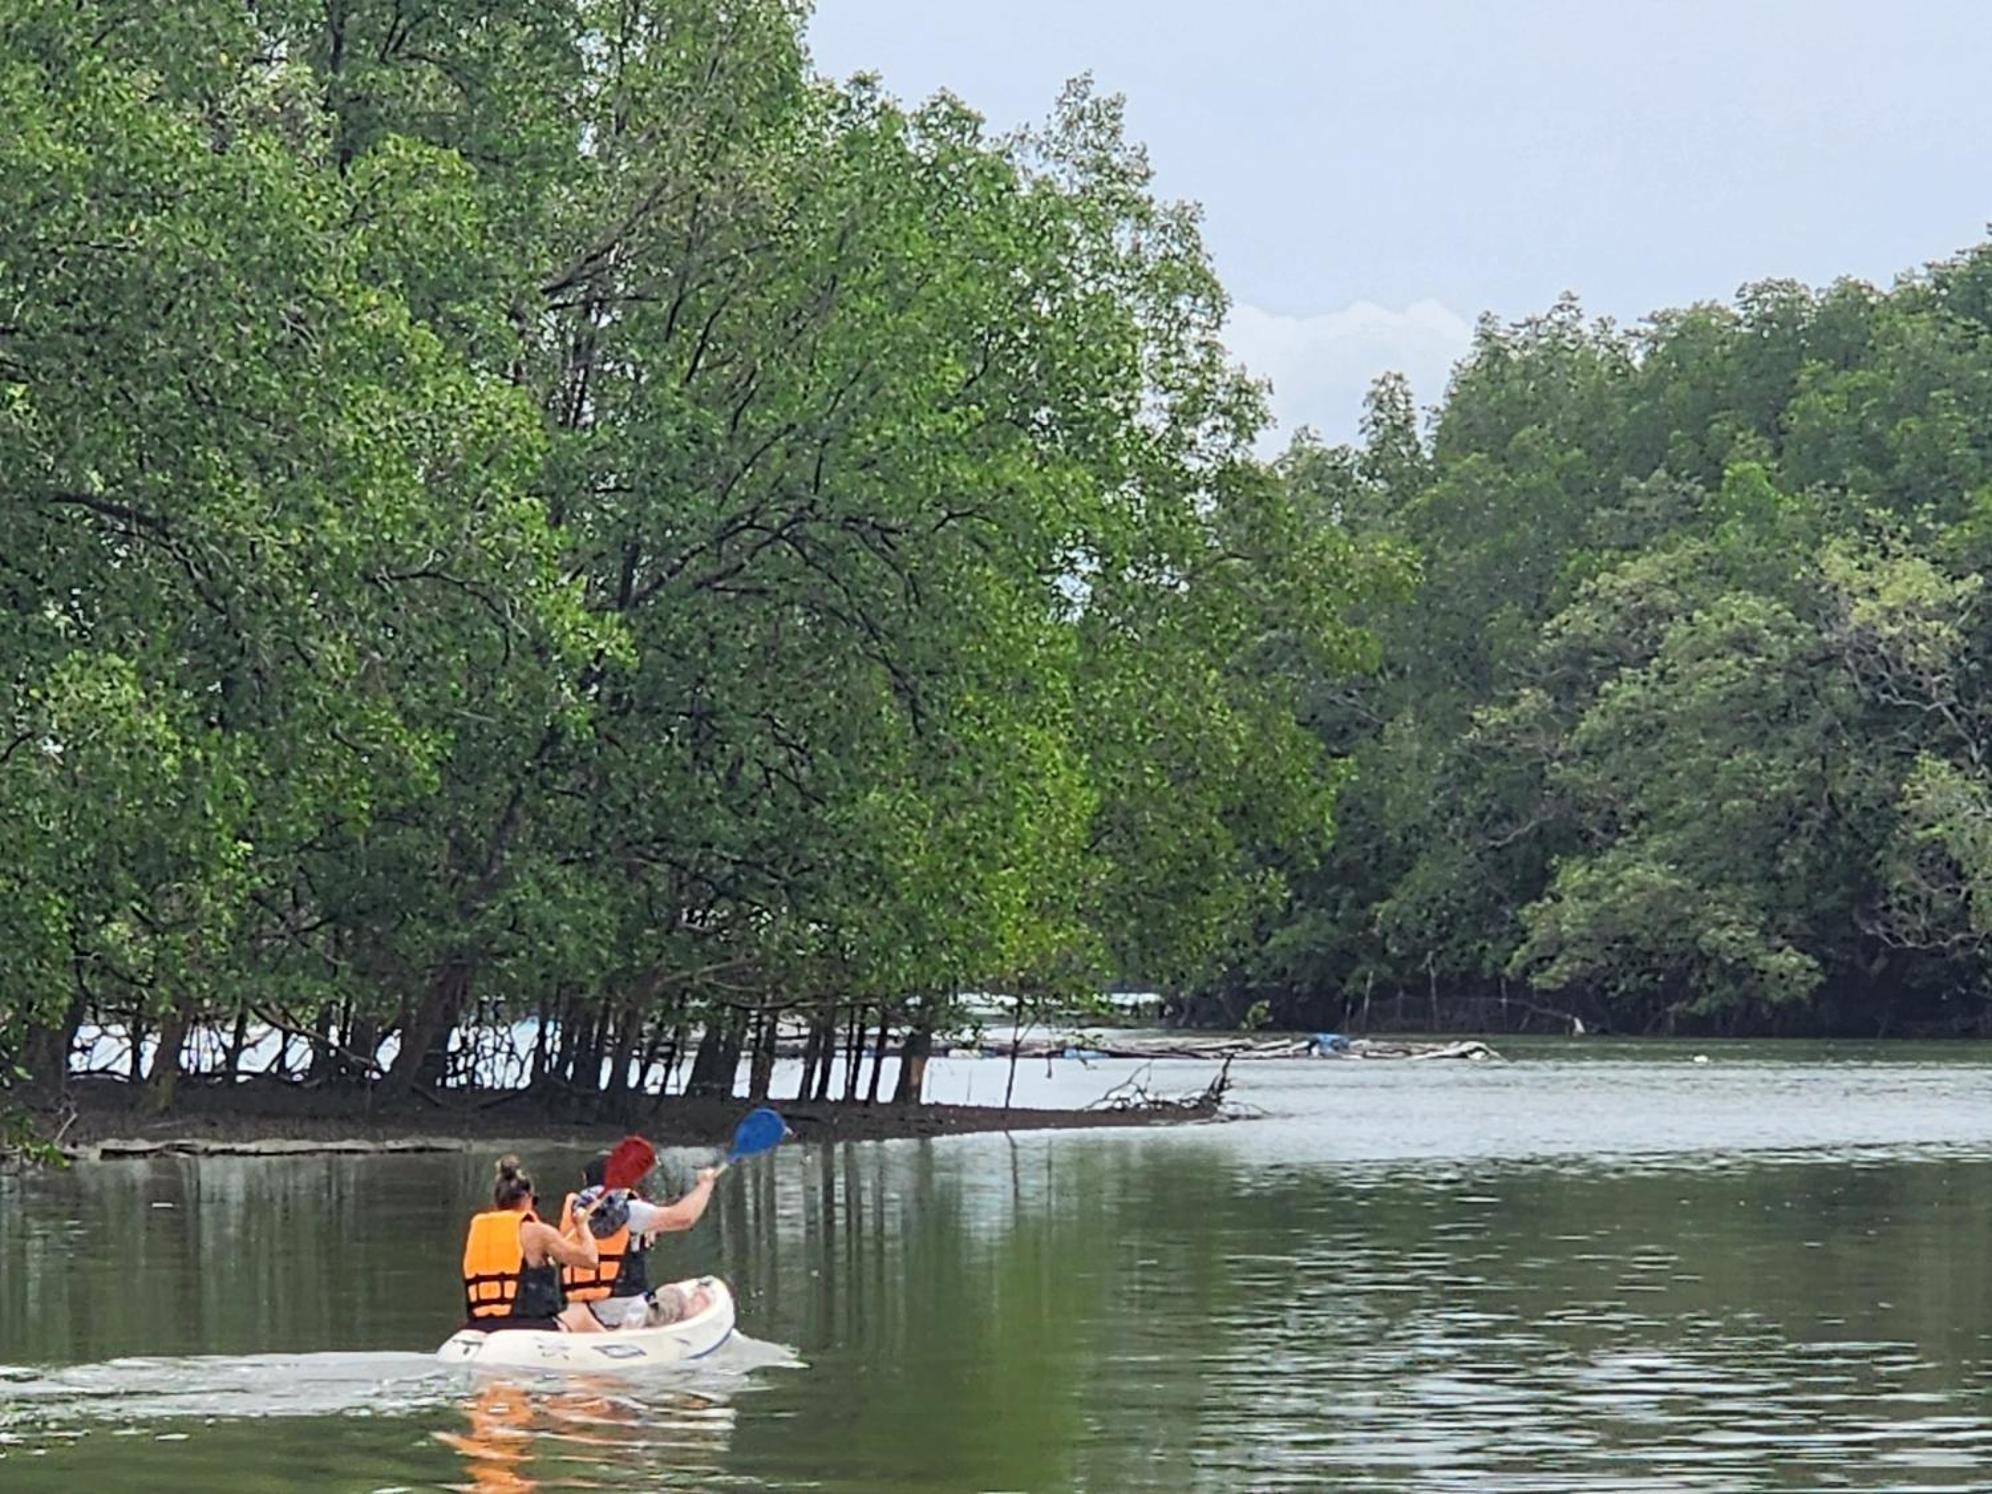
[713,1106,787,1176]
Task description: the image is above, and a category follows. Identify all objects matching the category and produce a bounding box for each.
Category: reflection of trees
[709,1137,1992,1489]
[4,1154,413,1362]
[710,1135,1247,1489]
[11,1139,1992,1488]
[0,1150,606,1363]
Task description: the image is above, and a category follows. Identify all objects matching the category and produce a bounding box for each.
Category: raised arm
[637,1169,719,1234]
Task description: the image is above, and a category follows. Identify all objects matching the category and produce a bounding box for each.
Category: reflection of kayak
[435,1276,735,1370]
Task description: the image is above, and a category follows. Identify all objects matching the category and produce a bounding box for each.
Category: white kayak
[435,1276,735,1370]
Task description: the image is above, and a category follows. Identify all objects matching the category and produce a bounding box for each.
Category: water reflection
[440,1381,538,1493]
[435,1379,738,1492]
[7,1053,1992,1489]
[708,1132,1992,1491]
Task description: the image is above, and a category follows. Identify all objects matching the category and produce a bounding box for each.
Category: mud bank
[34,1077,1224,1162]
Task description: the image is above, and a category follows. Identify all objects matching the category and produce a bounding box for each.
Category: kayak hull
[435,1276,734,1370]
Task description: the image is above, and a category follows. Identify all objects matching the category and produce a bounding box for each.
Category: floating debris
[976,1033,1500,1063]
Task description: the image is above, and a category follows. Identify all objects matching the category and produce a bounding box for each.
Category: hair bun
[494,1153,522,1180]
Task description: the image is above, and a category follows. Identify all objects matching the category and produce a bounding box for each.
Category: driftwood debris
[1085,1057,1234,1117]
[986,1034,1500,1063]
[65,1136,469,1163]
[1327,1038,1501,1062]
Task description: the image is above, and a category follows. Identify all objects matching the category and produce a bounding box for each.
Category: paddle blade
[602,1134,656,1191]
[725,1106,787,1164]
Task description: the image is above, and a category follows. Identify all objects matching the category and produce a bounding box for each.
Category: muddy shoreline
[30,1076,1222,1161]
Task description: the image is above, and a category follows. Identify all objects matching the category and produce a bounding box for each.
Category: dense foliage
[1217,259,1992,1036]
[0,0,1389,1114]
[16,0,1980,1109]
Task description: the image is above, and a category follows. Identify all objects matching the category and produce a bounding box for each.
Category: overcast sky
[807,0,1992,445]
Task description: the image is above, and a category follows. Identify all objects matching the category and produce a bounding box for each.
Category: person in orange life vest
[460,1154,605,1330]
[555,1151,722,1332]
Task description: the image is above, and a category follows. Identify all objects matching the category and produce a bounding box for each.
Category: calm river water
[6,1040,1992,1490]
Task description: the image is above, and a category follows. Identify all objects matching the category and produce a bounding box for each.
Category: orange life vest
[559,1191,648,1302]
[461,1208,564,1321]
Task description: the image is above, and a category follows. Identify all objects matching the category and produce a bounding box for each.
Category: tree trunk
[659,1024,685,1094]
[307,1003,333,1081]
[549,992,582,1089]
[346,1015,381,1083]
[1003,998,1024,1112]
[224,1003,252,1081]
[813,1006,839,1102]
[380,961,470,1099]
[842,1004,866,1102]
[748,1010,778,1101]
[144,998,194,1115]
[18,996,84,1100]
[633,1018,670,1097]
[604,1002,641,1103]
[591,1002,619,1091]
[646,1025,685,1116]
[579,1001,605,1088]
[684,1011,743,1099]
[796,1010,824,1102]
[891,1018,931,1106]
[529,994,553,1088]
[568,1000,607,1097]
[560,1000,588,1089]
[864,1009,891,1105]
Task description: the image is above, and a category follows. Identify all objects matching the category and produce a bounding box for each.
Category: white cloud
[1223,298,1475,452]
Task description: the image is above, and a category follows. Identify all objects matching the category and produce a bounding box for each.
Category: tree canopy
[0,0,1389,1111]
[1219,254,1992,1037]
